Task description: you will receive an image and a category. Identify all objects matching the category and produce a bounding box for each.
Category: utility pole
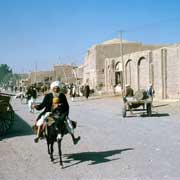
[118,30,125,91]
[35,61,37,83]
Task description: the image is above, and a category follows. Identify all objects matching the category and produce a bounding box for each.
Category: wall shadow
[59,148,134,168]
[0,113,33,140]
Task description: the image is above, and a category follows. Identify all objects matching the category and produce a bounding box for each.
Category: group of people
[29,79,154,145]
[31,81,80,144]
[69,83,90,101]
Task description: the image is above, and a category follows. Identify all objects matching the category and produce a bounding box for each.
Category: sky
[0,0,180,73]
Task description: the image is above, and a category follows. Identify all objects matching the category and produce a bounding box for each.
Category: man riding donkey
[32,81,80,144]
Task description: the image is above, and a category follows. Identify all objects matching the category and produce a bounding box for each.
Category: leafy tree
[0,64,13,85]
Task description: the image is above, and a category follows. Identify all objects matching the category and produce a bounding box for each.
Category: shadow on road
[61,148,134,168]
[119,110,170,118]
[141,112,170,117]
[153,104,169,108]
[1,113,33,140]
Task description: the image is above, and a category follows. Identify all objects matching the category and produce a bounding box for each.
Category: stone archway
[125,59,132,86]
[137,57,149,90]
[115,62,123,86]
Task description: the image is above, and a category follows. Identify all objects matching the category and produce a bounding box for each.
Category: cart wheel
[122,104,127,118]
[147,103,152,117]
[0,102,14,136]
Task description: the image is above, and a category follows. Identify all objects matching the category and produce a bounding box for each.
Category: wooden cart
[0,93,14,136]
[122,89,152,118]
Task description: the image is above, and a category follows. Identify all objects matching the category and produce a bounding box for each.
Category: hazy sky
[0,0,180,73]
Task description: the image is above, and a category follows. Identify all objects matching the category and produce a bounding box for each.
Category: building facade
[53,64,77,84]
[83,39,163,90]
[29,64,79,86]
[105,44,180,99]
[29,71,54,85]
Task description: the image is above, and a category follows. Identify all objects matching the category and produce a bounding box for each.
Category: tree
[0,64,13,85]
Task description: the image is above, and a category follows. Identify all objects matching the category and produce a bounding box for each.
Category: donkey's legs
[58,139,63,167]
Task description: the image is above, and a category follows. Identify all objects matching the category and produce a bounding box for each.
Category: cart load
[134,89,149,101]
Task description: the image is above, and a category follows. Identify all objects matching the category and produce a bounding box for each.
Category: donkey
[45,117,67,168]
[44,116,77,168]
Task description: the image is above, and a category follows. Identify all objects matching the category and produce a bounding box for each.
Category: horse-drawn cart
[122,89,152,118]
[0,93,14,135]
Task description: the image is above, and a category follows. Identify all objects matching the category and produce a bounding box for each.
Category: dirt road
[1,96,180,180]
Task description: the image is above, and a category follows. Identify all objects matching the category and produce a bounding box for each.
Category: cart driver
[123,84,134,103]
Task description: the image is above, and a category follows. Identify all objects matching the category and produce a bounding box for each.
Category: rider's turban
[50,81,61,90]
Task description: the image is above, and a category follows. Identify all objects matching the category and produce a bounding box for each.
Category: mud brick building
[105,44,180,99]
[83,39,162,91]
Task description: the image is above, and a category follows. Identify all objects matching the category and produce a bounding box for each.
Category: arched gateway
[115,62,123,86]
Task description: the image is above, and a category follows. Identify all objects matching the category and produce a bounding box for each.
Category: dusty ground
[0,95,180,180]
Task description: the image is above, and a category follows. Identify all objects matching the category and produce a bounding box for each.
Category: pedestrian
[26,86,36,113]
[147,84,155,103]
[84,84,90,100]
[14,86,17,93]
[32,81,80,144]
[80,85,84,97]
[71,85,76,102]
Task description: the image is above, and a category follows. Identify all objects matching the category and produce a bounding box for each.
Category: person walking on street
[71,84,76,102]
[147,84,155,105]
[84,84,90,100]
[26,86,37,113]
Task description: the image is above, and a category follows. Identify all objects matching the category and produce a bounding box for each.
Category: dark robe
[84,85,90,98]
[35,92,69,120]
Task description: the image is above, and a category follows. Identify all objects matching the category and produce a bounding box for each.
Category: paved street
[1,95,180,180]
